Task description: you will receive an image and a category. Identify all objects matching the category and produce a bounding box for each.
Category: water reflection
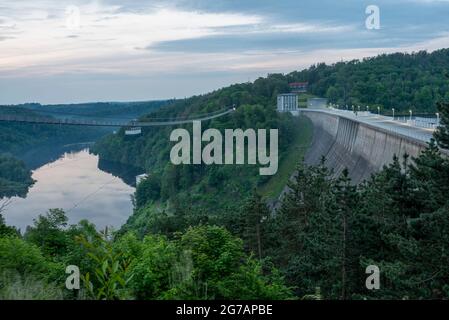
[98,158,143,187]
[19,142,95,170]
[2,149,141,232]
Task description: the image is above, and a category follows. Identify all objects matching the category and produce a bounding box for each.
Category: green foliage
[0,236,60,277]
[239,191,270,260]
[134,174,161,207]
[0,212,19,237]
[25,209,70,258]
[93,82,304,228]
[124,233,177,299]
[435,101,449,149]
[2,50,449,301]
[163,225,293,300]
[0,154,34,198]
[290,49,449,113]
[263,135,449,299]
[0,270,63,300]
[76,229,134,300]
[0,105,107,156]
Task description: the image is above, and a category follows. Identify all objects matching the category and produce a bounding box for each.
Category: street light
[392,108,395,120]
[409,110,413,122]
[366,106,369,112]
[436,112,440,125]
[377,106,380,116]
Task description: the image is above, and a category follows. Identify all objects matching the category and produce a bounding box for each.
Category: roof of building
[278,93,298,96]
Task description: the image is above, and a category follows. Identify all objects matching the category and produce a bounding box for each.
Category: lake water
[2,149,142,232]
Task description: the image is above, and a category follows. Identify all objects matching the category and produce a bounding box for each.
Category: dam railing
[301,108,435,144]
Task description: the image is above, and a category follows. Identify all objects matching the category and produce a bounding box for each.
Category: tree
[271,160,343,298]
[76,228,134,300]
[240,191,270,259]
[134,174,161,208]
[0,200,19,237]
[24,209,70,257]
[332,168,359,299]
[0,236,58,276]
[123,233,177,299]
[165,225,292,300]
[435,101,449,149]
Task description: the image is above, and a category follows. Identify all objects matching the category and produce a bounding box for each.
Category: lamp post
[377,106,380,116]
[436,112,440,125]
[366,106,369,112]
[409,110,413,122]
[392,108,395,120]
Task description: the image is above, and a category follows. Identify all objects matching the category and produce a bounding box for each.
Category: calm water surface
[2,149,141,232]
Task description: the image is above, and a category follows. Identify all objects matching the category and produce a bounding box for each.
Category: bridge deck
[0,108,234,127]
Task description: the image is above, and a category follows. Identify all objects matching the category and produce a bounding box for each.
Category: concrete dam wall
[303,110,429,183]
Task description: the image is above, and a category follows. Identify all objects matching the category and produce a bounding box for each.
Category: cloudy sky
[1,0,449,104]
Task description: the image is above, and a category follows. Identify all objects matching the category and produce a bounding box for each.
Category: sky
[1,0,449,104]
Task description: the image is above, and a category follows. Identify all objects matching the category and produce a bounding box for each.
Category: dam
[301,108,445,183]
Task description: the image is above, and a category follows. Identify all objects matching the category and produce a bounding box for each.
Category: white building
[277,94,298,112]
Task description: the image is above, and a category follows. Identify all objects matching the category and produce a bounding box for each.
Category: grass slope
[259,115,313,199]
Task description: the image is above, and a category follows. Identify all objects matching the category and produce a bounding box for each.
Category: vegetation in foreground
[1,50,449,299]
[93,49,449,236]
[0,102,449,300]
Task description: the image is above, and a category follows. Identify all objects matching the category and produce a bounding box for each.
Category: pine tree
[332,168,359,299]
[241,191,270,260]
[410,139,449,212]
[434,101,449,149]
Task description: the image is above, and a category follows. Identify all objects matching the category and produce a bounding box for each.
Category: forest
[93,49,449,234]
[0,100,168,198]
[1,49,449,299]
[1,102,449,299]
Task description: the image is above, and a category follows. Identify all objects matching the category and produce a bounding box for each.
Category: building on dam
[277,93,298,112]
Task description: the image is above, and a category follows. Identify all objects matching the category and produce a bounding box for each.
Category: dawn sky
[1,0,449,104]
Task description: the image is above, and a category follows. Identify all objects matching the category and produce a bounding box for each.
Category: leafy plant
[76,229,134,300]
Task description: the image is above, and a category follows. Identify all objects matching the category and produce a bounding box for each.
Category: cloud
[0,0,356,77]
[0,0,448,104]
[0,2,263,71]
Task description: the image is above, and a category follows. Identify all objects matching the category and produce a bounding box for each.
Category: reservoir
[1,148,142,232]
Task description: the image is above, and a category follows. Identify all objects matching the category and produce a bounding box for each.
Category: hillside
[298,49,449,113]
[0,106,104,156]
[0,154,34,198]
[20,100,170,119]
[93,49,449,233]
[0,100,170,157]
[0,101,168,197]
[92,88,305,235]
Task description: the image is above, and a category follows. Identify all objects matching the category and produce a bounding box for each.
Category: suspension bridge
[0,106,235,127]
